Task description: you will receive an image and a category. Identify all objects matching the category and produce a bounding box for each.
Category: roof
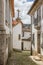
[22,28,31,32]
[12,20,18,26]
[12,18,23,27]
[16,17,23,24]
[22,24,31,29]
[22,24,31,32]
[22,37,31,41]
[9,0,15,17]
[27,0,42,15]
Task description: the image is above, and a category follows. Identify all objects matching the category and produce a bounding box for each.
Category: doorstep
[29,56,43,65]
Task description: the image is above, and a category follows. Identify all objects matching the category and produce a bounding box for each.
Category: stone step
[33,56,41,61]
[37,54,43,61]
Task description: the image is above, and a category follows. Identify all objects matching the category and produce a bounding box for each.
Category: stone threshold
[29,56,43,65]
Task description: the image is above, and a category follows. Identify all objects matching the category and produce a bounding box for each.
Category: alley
[7,51,37,65]
[1,0,43,65]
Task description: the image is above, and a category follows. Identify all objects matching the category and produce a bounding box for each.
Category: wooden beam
[9,0,15,17]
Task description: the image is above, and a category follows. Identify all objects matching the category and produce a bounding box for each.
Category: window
[18,34,21,40]
[6,38,7,45]
[37,7,41,22]
[34,11,38,26]
[32,34,35,46]
[5,20,8,26]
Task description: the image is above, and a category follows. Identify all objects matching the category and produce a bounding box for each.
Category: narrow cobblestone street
[7,51,38,65]
[0,0,43,65]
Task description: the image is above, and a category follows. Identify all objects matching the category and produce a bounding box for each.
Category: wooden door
[21,42,23,50]
[37,34,40,53]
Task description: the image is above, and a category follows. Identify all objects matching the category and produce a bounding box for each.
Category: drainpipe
[31,16,32,55]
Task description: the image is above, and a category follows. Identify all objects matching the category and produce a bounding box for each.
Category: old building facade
[22,24,31,51]
[0,0,14,65]
[12,18,31,51]
[28,0,43,60]
[12,18,22,51]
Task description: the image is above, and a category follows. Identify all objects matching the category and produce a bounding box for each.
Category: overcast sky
[14,0,34,24]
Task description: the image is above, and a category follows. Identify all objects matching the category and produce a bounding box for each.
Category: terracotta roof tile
[12,18,23,27]
[12,20,18,26]
[9,0,15,17]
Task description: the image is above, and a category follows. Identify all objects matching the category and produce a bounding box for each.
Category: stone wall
[0,0,13,65]
[0,31,6,65]
[0,0,4,30]
[0,31,11,65]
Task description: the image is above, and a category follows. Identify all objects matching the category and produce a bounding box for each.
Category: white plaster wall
[32,24,37,52]
[23,41,31,50]
[4,0,11,34]
[41,49,43,55]
[10,11,13,34]
[40,19,43,55]
[32,24,35,51]
[9,12,13,52]
[22,32,31,39]
[40,32,43,55]
[0,0,13,64]
[40,5,43,55]
[34,29,37,52]
[5,46,8,62]
[5,0,13,52]
[0,0,4,26]
[4,25,10,34]
[4,0,10,34]
[13,23,22,50]
[22,30,31,50]
[32,24,35,33]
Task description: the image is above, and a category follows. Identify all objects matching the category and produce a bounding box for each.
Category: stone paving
[7,51,38,65]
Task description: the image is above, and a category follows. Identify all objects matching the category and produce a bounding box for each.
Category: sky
[14,0,34,24]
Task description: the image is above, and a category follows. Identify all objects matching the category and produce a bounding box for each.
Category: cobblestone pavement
[7,51,38,65]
